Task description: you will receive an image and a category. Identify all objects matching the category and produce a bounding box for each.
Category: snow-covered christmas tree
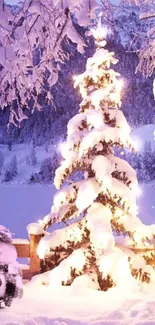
[36,28,155,291]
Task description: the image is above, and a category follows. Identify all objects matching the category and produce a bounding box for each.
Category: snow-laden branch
[140,12,155,20]
[0,0,99,124]
[121,0,155,76]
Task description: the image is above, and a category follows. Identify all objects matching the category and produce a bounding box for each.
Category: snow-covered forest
[0,0,155,324]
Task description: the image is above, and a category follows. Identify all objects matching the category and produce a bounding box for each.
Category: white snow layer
[86,203,114,253]
[0,242,17,264]
[79,126,133,157]
[92,155,112,186]
[76,178,100,212]
[1,181,155,324]
[37,222,84,259]
[2,268,155,325]
[27,223,44,235]
[49,248,87,287]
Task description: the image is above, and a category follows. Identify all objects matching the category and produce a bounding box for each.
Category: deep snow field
[1,272,155,325]
[1,124,155,325]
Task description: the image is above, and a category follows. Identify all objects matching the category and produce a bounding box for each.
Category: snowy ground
[0,142,57,184]
[1,280,155,325]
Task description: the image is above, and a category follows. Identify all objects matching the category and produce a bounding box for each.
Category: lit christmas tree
[36,28,155,290]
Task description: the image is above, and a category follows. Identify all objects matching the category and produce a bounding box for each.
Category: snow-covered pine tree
[0,151,4,175]
[28,147,37,167]
[10,155,17,177]
[36,33,155,291]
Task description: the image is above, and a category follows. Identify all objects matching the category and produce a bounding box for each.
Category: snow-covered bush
[0,225,23,308]
[37,35,155,291]
[3,170,13,183]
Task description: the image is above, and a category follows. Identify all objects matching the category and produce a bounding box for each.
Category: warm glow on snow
[37,241,48,259]
[134,232,141,244]
[97,233,111,250]
[58,141,68,158]
[99,254,114,276]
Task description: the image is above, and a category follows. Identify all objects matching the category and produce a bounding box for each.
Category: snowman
[0,225,23,308]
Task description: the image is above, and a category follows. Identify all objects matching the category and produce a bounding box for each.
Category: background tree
[10,154,17,176]
[36,33,155,291]
[3,154,17,182]
[122,0,155,77]
[27,147,37,167]
[0,151,5,175]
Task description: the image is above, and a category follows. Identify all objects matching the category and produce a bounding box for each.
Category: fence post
[29,234,42,274]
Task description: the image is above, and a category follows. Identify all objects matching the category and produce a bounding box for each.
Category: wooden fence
[13,235,155,280]
[13,234,42,280]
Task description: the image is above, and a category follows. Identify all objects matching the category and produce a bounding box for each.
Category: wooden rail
[13,234,42,280]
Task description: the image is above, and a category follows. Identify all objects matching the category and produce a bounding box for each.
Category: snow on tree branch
[0,0,98,124]
[140,12,155,20]
[122,0,155,76]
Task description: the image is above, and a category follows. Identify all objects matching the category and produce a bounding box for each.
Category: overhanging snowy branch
[0,0,99,124]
